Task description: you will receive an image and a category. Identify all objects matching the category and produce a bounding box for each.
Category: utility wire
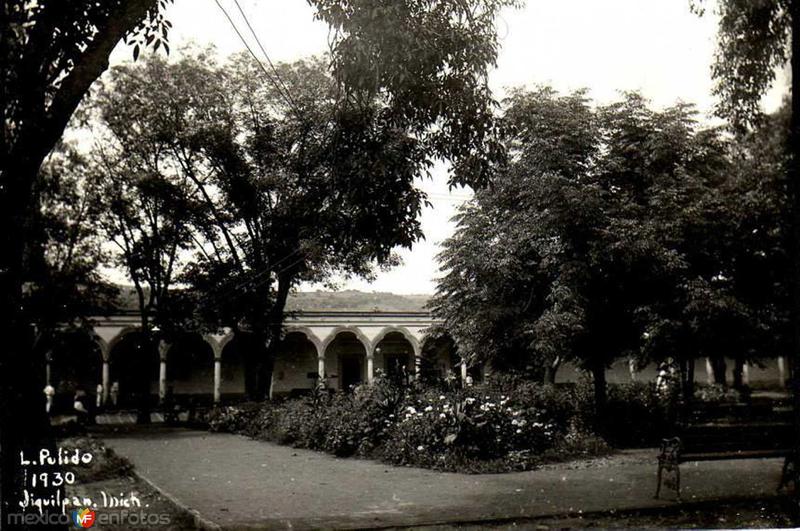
[212,0,302,119]
[231,0,302,115]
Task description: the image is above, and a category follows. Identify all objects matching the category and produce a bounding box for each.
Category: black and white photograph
[2,0,800,529]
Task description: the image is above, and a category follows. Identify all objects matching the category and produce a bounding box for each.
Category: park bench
[654,397,795,501]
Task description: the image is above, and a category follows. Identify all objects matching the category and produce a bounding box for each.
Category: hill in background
[286,290,430,312]
[114,287,430,313]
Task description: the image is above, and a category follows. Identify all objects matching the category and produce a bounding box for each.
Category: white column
[318,356,325,380]
[213,359,222,404]
[158,339,170,404]
[159,360,167,403]
[102,361,110,404]
[367,354,375,384]
[705,357,714,384]
[743,362,750,385]
[45,362,51,387]
[778,356,786,384]
[460,361,468,386]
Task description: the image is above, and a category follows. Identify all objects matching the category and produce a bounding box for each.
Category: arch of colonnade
[48,311,447,405]
[47,312,788,408]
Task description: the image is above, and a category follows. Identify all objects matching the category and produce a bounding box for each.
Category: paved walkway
[101,427,785,530]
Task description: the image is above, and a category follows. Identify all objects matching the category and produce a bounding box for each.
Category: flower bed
[208,377,613,473]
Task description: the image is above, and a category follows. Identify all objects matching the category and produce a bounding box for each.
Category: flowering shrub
[379,388,559,470]
[209,378,611,473]
[208,402,263,435]
[695,383,740,404]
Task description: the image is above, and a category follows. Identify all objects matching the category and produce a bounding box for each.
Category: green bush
[379,388,559,470]
[694,383,741,404]
[209,376,613,472]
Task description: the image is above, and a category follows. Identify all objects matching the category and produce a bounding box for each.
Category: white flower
[439,413,446,418]
[407,406,417,414]
[417,445,425,451]
[424,405,433,412]
[516,429,522,434]
[439,395,446,400]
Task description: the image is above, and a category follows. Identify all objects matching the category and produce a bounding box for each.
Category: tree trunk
[590,362,607,422]
[732,358,744,390]
[684,358,695,401]
[135,332,154,424]
[261,274,293,400]
[542,356,560,384]
[1,3,157,523]
[788,0,800,516]
[711,356,727,387]
[0,158,66,528]
[543,365,557,384]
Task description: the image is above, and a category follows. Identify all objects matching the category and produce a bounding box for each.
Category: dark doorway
[109,331,159,409]
[340,355,362,390]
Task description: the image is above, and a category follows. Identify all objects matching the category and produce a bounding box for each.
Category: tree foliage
[83,50,438,396]
[312,0,520,187]
[432,88,787,402]
[692,0,792,129]
[25,145,118,335]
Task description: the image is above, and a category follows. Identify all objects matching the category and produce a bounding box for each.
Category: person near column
[74,388,90,426]
[44,384,55,415]
[110,381,119,407]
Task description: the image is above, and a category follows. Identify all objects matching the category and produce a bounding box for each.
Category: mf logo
[72,508,96,528]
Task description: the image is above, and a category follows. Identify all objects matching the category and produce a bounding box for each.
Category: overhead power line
[231,0,302,114]
[212,0,302,119]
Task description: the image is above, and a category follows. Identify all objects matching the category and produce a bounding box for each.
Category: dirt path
[102,426,785,530]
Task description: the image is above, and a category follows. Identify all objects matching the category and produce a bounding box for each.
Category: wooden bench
[655,403,795,501]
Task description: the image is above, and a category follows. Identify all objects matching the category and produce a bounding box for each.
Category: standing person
[444,369,457,391]
[110,381,119,407]
[73,389,89,426]
[43,384,55,415]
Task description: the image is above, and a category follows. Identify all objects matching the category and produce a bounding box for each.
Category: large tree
[85,51,432,398]
[89,139,197,419]
[432,89,750,415]
[1,0,516,521]
[693,0,800,507]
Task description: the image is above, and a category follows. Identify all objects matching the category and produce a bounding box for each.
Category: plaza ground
[98,426,790,530]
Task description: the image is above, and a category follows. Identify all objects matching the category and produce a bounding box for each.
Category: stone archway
[108,330,159,408]
[219,333,263,399]
[420,334,460,384]
[373,331,415,382]
[48,330,104,412]
[272,331,319,397]
[324,331,368,391]
[166,333,215,400]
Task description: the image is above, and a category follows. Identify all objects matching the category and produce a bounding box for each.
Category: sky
[106,0,787,295]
